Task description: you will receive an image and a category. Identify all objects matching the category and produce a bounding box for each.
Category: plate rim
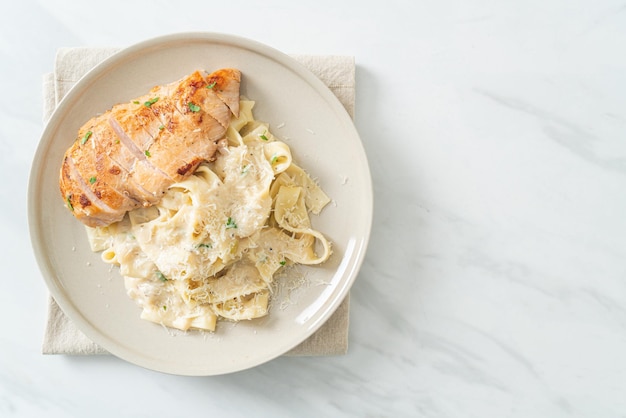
[28,32,372,376]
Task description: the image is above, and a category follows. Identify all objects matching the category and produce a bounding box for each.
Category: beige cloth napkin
[41,47,355,357]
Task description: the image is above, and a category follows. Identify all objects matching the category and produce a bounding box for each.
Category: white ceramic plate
[28,33,371,376]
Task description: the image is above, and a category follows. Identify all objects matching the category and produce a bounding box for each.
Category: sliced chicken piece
[90,122,160,205]
[60,69,241,227]
[207,68,240,118]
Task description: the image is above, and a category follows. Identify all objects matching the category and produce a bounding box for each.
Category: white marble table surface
[2,0,626,416]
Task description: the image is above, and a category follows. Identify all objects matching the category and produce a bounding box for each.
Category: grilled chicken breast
[59,68,241,227]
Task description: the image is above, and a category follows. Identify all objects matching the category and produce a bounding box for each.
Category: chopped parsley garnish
[162,305,167,311]
[144,97,159,107]
[270,154,279,165]
[259,132,269,141]
[158,125,165,130]
[66,195,73,211]
[133,100,140,104]
[197,243,213,249]
[226,217,237,229]
[144,150,151,157]
[89,176,97,184]
[156,271,168,282]
[188,102,201,113]
[81,131,92,145]
[206,81,217,89]
[279,260,287,266]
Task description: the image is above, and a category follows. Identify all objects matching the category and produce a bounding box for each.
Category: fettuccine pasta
[86,100,332,331]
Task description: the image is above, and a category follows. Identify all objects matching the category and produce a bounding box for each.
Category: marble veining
[476,89,626,174]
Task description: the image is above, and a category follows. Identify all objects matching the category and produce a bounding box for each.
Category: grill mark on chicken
[177,162,194,176]
[59,68,241,227]
[176,160,199,176]
[79,194,91,207]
